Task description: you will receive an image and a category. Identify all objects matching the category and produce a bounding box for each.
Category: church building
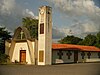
[5,6,100,65]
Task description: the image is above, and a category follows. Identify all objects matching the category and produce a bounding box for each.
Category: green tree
[78,34,97,46]
[95,32,100,48]
[0,27,11,63]
[0,27,11,53]
[58,35,83,44]
[22,17,38,39]
[0,51,9,64]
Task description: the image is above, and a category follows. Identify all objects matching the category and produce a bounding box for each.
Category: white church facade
[5,6,100,65]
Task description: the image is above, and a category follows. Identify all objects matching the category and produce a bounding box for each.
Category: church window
[98,52,100,58]
[17,30,25,39]
[87,52,91,59]
[40,23,44,34]
[66,51,72,59]
[81,52,85,59]
[57,50,63,59]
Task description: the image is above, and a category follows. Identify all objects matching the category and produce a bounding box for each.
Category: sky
[0,0,100,41]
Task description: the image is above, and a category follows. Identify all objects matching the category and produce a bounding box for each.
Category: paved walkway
[0,63,100,75]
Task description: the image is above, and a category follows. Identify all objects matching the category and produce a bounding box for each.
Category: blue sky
[0,0,100,40]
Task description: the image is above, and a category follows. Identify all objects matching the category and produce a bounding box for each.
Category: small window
[98,52,100,58]
[39,51,44,62]
[40,23,44,34]
[57,51,63,59]
[87,52,91,59]
[66,51,72,59]
[81,52,85,59]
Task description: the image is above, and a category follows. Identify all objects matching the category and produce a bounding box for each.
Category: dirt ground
[0,63,100,75]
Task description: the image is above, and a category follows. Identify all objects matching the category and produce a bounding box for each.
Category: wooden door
[20,50,26,63]
[74,51,78,63]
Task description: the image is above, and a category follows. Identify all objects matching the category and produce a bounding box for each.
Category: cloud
[0,0,38,31]
[0,0,62,40]
[24,9,38,19]
[52,28,65,39]
[58,20,99,38]
[0,0,15,15]
[25,9,35,16]
[0,0,99,40]
[46,0,100,37]
[47,0,100,15]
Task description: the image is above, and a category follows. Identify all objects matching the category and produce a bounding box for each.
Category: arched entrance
[9,26,36,64]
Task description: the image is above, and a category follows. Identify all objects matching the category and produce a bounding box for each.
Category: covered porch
[52,43,100,64]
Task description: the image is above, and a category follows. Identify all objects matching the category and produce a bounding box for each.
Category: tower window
[40,23,44,34]
[39,51,44,62]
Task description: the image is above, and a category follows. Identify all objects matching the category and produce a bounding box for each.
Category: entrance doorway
[20,50,26,63]
[74,51,78,63]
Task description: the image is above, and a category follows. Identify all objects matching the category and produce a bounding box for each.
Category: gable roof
[52,43,100,52]
[13,26,31,40]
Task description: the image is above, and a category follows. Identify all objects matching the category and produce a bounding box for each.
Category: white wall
[5,41,11,55]
[12,42,34,64]
[52,50,100,64]
[52,50,74,64]
[78,51,100,62]
[62,51,74,63]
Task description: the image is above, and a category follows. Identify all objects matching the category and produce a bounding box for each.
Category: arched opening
[9,26,35,64]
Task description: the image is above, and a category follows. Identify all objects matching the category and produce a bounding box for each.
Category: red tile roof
[52,43,100,52]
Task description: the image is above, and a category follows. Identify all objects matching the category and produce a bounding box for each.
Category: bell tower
[38,6,52,65]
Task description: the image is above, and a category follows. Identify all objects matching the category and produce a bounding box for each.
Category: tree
[0,51,9,64]
[0,27,11,53]
[58,32,100,48]
[22,17,38,39]
[78,34,97,46]
[58,35,83,44]
[95,32,100,48]
[0,27,11,63]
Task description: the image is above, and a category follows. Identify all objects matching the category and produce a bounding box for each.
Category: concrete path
[0,63,100,75]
